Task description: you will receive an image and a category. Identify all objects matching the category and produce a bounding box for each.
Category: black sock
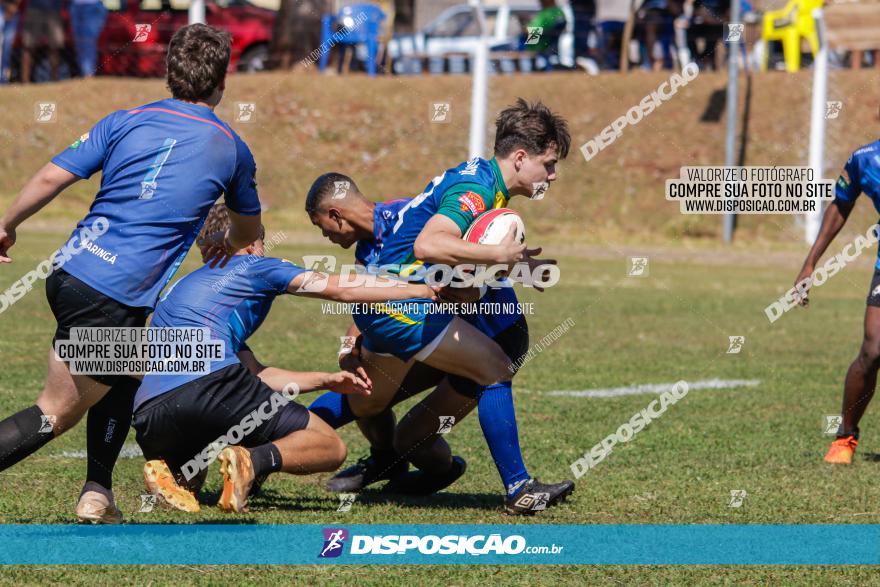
[0,405,55,472]
[370,445,397,463]
[249,443,283,478]
[85,378,137,490]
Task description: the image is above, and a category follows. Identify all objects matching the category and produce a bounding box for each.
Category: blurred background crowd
[0,0,874,83]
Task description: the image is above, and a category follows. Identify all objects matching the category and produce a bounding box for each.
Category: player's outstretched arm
[337,323,371,386]
[238,349,371,395]
[793,199,855,306]
[287,273,439,302]
[0,163,80,263]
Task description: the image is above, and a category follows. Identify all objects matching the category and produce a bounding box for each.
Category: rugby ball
[463,208,525,245]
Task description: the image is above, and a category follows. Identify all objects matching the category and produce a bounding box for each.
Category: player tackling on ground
[0,24,262,522]
[795,143,880,464]
[134,204,440,513]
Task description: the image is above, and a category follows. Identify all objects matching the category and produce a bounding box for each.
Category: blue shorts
[354,299,454,361]
[463,284,520,337]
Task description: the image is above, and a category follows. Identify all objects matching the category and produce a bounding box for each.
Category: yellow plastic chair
[761,0,823,72]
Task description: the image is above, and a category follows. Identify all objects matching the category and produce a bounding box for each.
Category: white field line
[58,443,143,459]
[542,378,760,398]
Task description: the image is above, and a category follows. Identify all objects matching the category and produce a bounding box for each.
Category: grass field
[2,227,880,584]
[2,69,880,583]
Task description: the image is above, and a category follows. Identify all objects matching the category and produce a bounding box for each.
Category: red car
[11,0,275,80]
[100,0,276,76]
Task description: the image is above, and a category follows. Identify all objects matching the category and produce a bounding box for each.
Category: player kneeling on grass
[132,204,440,513]
[306,99,575,514]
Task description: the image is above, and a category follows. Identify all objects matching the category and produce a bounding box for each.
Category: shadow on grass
[245,487,501,512]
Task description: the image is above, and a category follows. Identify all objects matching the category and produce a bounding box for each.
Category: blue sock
[308,392,356,429]
[477,382,531,496]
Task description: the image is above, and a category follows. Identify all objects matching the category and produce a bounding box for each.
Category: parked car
[9,0,275,81]
[386,2,574,67]
[99,0,276,76]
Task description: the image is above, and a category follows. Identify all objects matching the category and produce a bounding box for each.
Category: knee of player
[330,436,348,469]
[482,354,515,386]
[859,341,880,369]
[349,396,387,419]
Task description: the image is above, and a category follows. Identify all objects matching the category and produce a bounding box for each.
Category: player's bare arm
[0,163,80,263]
[794,199,855,305]
[287,272,438,302]
[237,349,370,396]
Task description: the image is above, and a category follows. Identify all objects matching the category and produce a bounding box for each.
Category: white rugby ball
[463,208,525,245]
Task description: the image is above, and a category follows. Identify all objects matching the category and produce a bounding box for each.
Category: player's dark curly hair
[166,24,231,102]
[305,172,359,215]
[494,98,571,160]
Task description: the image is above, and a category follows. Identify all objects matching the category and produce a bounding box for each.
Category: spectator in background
[571,0,596,59]
[596,0,630,69]
[634,0,680,70]
[0,0,19,83]
[681,0,730,70]
[524,0,566,62]
[21,0,63,83]
[71,0,107,77]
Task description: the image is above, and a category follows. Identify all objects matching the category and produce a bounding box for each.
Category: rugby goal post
[469,0,490,159]
[805,8,828,244]
[189,0,206,25]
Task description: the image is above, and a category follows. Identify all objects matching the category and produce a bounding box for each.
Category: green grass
[1,228,879,583]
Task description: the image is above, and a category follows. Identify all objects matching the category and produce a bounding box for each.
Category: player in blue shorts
[0,24,264,522]
[307,99,576,514]
[796,142,880,464]
[133,204,440,513]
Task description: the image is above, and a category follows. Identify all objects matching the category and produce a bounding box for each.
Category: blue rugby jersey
[51,98,261,309]
[356,198,519,337]
[133,256,304,409]
[375,157,510,278]
[834,141,880,269]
